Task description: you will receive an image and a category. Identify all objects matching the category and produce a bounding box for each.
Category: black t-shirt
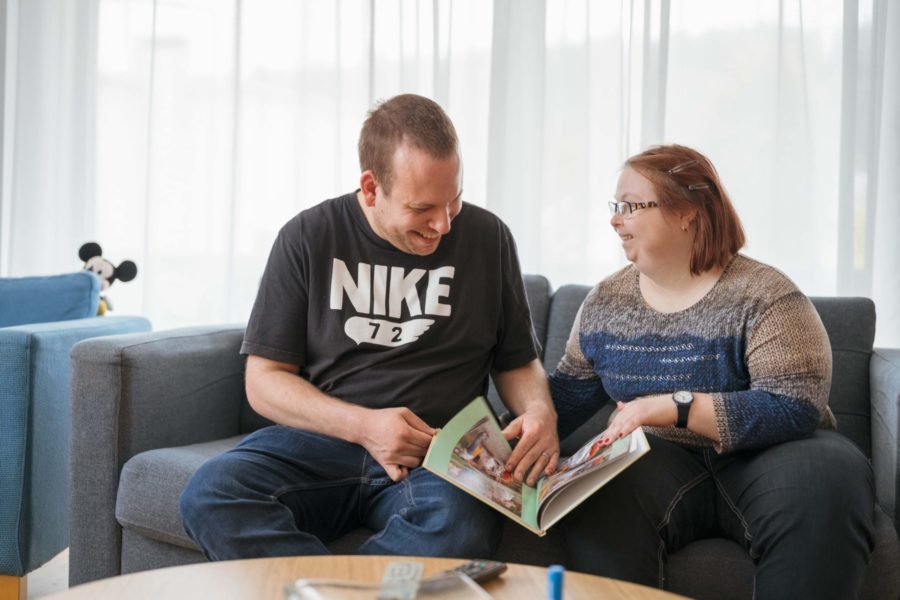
[241,191,539,427]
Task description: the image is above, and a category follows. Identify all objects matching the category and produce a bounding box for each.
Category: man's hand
[245,356,440,480]
[357,407,436,482]
[491,358,559,486]
[501,403,559,486]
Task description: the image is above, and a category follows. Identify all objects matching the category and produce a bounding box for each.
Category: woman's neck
[638,263,725,314]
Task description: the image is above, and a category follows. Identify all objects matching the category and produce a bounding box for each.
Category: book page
[536,427,650,531]
[422,397,540,532]
[538,431,630,504]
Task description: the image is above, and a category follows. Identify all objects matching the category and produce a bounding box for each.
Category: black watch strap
[676,402,690,428]
[673,390,693,428]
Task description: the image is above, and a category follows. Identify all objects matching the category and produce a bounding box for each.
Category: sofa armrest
[0,315,150,576]
[871,347,900,534]
[69,325,245,585]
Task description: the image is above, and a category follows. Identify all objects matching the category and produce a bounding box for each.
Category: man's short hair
[358,94,459,194]
[625,144,746,275]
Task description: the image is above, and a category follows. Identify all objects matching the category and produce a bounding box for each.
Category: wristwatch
[672,390,694,428]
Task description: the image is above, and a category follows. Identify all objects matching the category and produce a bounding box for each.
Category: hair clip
[668,160,698,174]
[688,183,710,191]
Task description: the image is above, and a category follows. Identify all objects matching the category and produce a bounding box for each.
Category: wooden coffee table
[48,555,686,599]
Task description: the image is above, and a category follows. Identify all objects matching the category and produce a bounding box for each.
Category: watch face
[673,390,693,404]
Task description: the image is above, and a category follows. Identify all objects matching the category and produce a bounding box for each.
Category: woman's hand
[596,395,677,446]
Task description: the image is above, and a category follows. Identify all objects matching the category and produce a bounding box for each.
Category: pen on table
[547,564,564,600]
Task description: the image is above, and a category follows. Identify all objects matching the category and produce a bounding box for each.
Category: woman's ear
[359,171,378,207]
[680,209,698,231]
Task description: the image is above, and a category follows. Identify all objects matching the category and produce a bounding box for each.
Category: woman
[550,144,874,598]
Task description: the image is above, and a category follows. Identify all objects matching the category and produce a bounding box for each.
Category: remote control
[448,559,508,584]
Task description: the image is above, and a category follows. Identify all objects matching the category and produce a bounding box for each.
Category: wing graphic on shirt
[344,316,436,347]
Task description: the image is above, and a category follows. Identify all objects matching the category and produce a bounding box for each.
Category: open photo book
[422,397,651,536]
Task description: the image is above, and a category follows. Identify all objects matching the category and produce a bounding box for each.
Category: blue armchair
[0,272,150,599]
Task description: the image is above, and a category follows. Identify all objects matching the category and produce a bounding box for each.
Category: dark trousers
[180,425,502,561]
[561,431,875,599]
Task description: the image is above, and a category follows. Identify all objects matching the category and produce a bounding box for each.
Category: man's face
[366,144,463,256]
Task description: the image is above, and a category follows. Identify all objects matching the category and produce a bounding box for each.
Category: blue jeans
[180,425,502,560]
[561,431,875,599]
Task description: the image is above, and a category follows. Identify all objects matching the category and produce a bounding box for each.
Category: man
[180,94,558,560]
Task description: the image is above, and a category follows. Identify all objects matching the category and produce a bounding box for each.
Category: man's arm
[245,355,435,481]
[493,358,559,485]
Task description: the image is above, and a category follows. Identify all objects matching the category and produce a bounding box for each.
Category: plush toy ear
[113,260,138,283]
[79,242,102,262]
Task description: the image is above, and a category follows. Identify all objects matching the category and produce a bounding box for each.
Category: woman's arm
[599,292,832,452]
[599,391,719,445]
[712,291,832,451]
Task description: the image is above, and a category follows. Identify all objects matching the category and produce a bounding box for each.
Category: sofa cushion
[116,436,246,549]
[665,506,900,600]
[121,529,206,575]
[666,538,753,600]
[116,436,900,600]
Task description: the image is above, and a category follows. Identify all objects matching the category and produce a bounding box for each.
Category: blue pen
[547,564,564,600]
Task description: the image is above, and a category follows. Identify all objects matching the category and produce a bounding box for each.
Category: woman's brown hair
[625,144,745,275]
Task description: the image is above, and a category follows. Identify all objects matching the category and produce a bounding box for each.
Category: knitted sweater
[549,254,835,453]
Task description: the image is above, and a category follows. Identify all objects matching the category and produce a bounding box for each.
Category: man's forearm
[492,358,556,417]
[245,357,368,444]
[246,355,436,481]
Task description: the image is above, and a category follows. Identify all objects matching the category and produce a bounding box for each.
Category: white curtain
[1,0,897,346]
[88,0,494,330]
[0,0,97,278]
[875,0,900,348]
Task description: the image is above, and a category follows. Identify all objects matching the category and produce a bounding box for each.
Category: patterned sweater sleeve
[548,301,612,439]
[713,291,834,452]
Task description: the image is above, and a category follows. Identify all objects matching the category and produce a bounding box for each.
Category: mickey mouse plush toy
[78,242,138,315]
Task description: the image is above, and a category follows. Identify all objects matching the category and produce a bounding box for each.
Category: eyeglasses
[608,200,659,217]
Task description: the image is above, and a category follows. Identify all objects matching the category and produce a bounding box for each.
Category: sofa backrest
[238,275,877,457]
[809,297,875,456]
[541,283,590,372]
[0,271,100,327]
[523,275,552,350]
[519,275,877,458]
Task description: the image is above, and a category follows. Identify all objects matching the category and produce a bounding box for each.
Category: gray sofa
[69,275,900,599]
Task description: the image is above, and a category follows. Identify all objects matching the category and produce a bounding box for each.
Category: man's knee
[179,454,237,537]
[388,491,502,558]
[417,495,503,558]
[437,498,502,557]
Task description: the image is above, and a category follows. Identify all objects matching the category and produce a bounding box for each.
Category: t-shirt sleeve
[490,222,540,372]
[240,219,309,366]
